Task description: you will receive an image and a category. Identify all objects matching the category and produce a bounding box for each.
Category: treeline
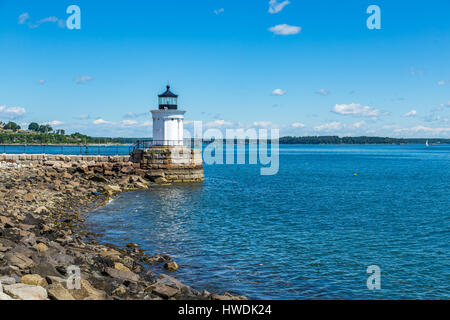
[279,136,450,144]
[0,132,126,145]
[1,121,57,133]
[0,120,134,144]
[93,137,140,144]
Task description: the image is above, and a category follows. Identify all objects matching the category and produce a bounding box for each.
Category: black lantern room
[158,85,178,110]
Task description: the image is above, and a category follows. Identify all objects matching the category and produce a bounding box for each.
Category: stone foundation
[130,146,204,183]
[0,146,204,184]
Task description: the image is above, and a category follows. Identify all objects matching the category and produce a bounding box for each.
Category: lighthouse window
[159,97,177,105]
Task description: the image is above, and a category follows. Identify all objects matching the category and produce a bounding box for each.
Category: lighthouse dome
[158,85,178,109]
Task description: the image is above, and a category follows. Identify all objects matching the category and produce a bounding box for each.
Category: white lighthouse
[151,85,185,146]
[130,85,203,183]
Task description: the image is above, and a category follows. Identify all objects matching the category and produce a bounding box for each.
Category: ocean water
[86,145,450,299]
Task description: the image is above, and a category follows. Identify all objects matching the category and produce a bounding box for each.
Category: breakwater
[0,149,241,300]
[0,145,204,184]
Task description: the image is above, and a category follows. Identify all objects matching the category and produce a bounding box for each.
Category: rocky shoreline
[0,159,245,300]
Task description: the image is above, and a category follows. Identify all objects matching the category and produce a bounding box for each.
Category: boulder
[19,223,34,231]
[111,285,127,297]
[210,293,233,300]
[120,166,134,174]
[3,283,48,300]
[154,177,168,184]
[0,276,16,285]
[20,274,48,287]
[119,177,131,186]
[70,279,107,300]
[113,262,131,272]
[62,172,72,179]
[33,243,49,253]
[61,162,73,169]
[0,216,12,225]
[158,274,193,294]
[88,175,108,183]
[105,267,139,282]
[148,253,172,263]
[34,206,49,214]
[23,193,35,202]
[126,243,139,249]
[4,252,34,269]
[99,249,121,260]
[0,292,14,300]
[47,282,75,300]
[46,276,68,287]
[150,283,179,299]
[50,253,74,266]
[104,185,121,195]
[135,182,148,189]
[164,261,179,272]
[30,262,62,278]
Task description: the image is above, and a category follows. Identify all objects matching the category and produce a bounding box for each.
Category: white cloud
[403,110,417,117]
[332,103,381,117]
[253,121,273,128]
[438,80,449,86]
[138,121,152,127]
[268,0,291,14]
[316,89,329,96]
[18,13,29,24]
[271,88,286,96]
[204,120,234,128]
[439,101,450,109]
[268,24,301,35]
[214,8,224,15]
[90,118,152,128]
[314,122,342,131]
[35,16,65,28]
[122,120,138,126]
[291,122,305,128]
[352,121,366,128]
[93,118,111,125]
[394,126,450,135]
[123,112,147,119]
[20,13,65,29]
[38,16,58,24]
[0,105,26,119]
[74,76,93,84]
[46,120,64,126]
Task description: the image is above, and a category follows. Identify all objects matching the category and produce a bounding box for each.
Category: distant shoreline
[0,142,449,146]
[2,131,450,146]
[0,143,131,146]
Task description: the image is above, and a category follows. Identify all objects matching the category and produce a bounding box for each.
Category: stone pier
[130,146,204,183]
[0,146,204,184]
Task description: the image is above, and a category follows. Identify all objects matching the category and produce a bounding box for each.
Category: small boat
[425,140,429,147]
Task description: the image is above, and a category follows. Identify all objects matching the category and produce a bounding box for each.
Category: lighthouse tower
[151,85,185,146]
[130,85,203,183]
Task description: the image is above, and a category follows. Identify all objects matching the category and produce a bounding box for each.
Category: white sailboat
[426,140,429,147]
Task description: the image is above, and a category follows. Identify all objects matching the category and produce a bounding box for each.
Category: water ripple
[87,145,450,299]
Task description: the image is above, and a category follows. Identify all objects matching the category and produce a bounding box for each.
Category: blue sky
[0,0,449,137]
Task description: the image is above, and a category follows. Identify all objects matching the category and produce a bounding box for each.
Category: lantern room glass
[159,97,177,105]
